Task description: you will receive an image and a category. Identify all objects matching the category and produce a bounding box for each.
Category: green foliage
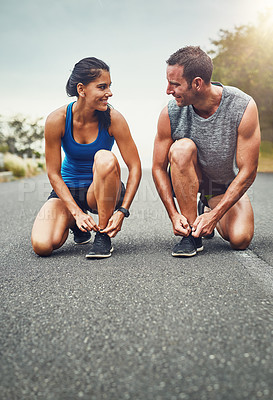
[37,161,46,170]
[209,10,273,141]
[3,153,43,178]
[260,140,273,157]
[0,143,8,153]
[258,141,273,172]
[4,154,26,177]
[0,114,44,157]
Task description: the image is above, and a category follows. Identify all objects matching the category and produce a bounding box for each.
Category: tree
[209,10,273,141]
[0,115,44,157]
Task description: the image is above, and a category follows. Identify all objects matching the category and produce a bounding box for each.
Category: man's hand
[191,211,217,238]
[75,212,99,233]
[100,211,125,238]
[171,212,192,237]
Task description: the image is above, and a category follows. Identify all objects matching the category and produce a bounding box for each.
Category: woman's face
[82,70,113,111]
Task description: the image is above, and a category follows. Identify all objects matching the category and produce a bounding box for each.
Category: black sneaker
[71,224,92,245]
[198,199,215,239]
[86,232,113,259]
[194,236,204,252]
[172,234,203,257]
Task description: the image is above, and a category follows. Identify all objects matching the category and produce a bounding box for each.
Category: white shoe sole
[172,245,203,257]
[172,250,197,257]
[86,247,114,259]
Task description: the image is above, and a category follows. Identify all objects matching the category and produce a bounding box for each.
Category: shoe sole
[172,246,203,257]
[172,250,197,257]
[74,238,92,245]
[86,247,114,259]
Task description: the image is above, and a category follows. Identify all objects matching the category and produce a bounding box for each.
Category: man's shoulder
[167,99,188,118]
[223,85,252,102]
[167,98,187,110]
[168,98,178,110]
[166,100,190,140]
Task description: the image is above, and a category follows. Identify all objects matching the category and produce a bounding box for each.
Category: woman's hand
[75,212,99,232]
[100,211,125,238]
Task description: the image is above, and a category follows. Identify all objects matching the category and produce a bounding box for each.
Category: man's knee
[229,230,254,250]
[169,138,197,167]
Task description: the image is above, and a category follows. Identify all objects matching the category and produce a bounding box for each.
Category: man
[152,46,260,257]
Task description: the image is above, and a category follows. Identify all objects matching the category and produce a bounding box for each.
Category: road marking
[232,248,273,295]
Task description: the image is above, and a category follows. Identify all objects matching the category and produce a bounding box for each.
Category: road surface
[0,171,273,400]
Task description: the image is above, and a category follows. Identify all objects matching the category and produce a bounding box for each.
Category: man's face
[166,65,194,107]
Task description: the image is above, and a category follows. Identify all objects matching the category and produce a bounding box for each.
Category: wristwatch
[118,207,130,218]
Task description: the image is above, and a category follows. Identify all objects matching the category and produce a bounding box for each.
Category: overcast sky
[0,0,272,167]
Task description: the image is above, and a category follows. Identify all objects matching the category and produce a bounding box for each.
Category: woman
[31,57,141,258]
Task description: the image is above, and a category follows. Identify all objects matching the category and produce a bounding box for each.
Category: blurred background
[0,0,272,178]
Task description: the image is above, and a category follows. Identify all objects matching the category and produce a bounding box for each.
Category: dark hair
[166,46,213,87]
[66,57,111,129]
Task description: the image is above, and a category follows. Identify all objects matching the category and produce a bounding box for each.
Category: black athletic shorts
[168,167,231,207]
[47,182,126,214]
[198,175,231,207]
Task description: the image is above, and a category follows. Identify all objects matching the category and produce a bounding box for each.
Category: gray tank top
[168,83,251,184]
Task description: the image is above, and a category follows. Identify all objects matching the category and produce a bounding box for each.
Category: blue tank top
[61,102,115,188]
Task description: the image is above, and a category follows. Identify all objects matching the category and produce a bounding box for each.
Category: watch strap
[118,207,130,218]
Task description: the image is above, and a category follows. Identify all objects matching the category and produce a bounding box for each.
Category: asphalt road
[0,170,273,400]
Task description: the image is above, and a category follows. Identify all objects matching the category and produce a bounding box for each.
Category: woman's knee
[31,237,53,257]
[169,138,197,167]
[94,150,120,177]
[31,230,68,257]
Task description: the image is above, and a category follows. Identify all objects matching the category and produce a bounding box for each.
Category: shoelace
[182,234,197,249]
[94,233,109,248]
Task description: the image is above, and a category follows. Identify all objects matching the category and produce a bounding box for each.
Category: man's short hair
[166,46,213,87]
